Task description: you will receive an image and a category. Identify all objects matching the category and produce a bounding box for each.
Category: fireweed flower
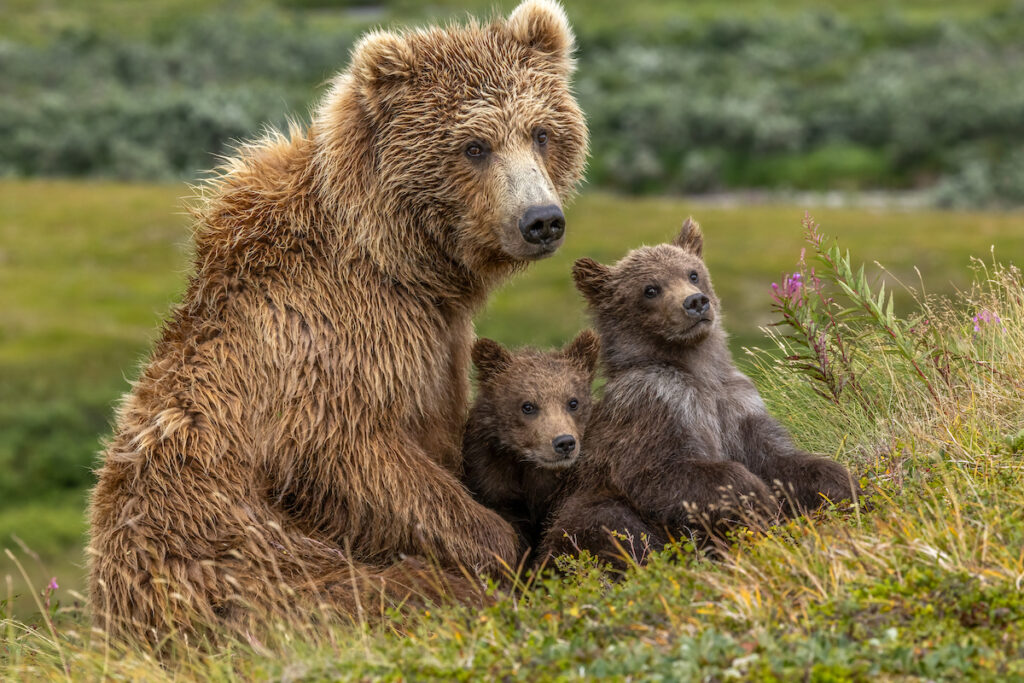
[972,309,1005,333]
[48,577,59,591]
[771,272,805,305]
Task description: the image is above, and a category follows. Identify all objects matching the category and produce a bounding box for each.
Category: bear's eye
[465,141,488,159]
[568,398,579,411]
[644,285,660,299]
[689,271,699,283]
[534,128,549,147]
[521,402,537,415]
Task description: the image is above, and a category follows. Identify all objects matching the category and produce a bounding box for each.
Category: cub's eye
[534,128,549,146]
[521,402,537,415]
[689,271,699,283]
[644,285,660,299]
[568,398,579,411]
[465,141,487,159]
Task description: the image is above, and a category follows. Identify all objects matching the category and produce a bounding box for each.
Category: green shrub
[3,4,1024,204]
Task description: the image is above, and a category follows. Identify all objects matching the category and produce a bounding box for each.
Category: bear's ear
[349,29,418,118]
[472,338,512,382]
[506,0,576,73]
[672,216,704,258]
[572,257,611,302]
[563,329,600,378]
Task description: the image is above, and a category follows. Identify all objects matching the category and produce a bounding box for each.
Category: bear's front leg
[375,437,520,574]
[738,413,856,514]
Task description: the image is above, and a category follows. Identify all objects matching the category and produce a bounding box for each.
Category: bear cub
[540,218,855,565]
[462,331,600,555]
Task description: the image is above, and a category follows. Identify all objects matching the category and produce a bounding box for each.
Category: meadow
[3,0,1024,678]
[2,176,1024,679]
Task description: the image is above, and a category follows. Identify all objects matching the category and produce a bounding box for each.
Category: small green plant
[764,213,1023,462]
[768,212,947,412]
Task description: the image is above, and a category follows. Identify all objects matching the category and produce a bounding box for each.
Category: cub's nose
[552,434,577,457]
[519,204,565,245]
[684,293,710,318]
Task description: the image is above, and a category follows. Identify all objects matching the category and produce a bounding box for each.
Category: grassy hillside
[0,179,1022,618]
[1,181,1022,678]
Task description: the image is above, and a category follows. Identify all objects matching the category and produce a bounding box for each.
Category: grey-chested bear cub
[540,218,855,566]
[461,331,600,554]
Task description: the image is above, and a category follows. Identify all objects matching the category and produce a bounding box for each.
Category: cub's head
[572,217,720,351]
[471,330,599,469]
[323,0,587,272]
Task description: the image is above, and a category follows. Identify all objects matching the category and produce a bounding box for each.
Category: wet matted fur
[88,0,588,644]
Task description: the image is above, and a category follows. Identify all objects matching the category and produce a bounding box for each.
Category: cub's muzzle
[684,293,710,318]
[552,434,577,457]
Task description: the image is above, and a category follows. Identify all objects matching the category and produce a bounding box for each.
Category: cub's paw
[769,455,857,514]
[714,463,780,525]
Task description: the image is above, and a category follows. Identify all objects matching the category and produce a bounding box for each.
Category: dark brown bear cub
[540,218,855,566]
[462,331,600,555]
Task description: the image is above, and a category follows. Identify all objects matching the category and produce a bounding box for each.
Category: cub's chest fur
[608,364,766,459]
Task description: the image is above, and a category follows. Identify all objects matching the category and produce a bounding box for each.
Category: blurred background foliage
[3,0,1024,206]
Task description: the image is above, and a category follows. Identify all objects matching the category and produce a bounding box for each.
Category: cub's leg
[739,414,856,515]
[540,491,665,570]
[757,452,855,514]
[612,456,780,535]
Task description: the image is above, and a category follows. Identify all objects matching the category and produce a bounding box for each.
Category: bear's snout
[519,204,565,246]
[683,293,710,318]
[552,434,577,457]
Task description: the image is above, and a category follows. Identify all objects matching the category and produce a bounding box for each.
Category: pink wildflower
[972,309,1005,333]
[771,272,806,306]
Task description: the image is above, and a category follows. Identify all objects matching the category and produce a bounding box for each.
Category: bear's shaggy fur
[540,219,855,566]
[461,332,599,553]
[88,0,587,643]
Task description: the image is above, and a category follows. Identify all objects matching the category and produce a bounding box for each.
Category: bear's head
[572,218,722,356]
[471,330,599,470]
[318,0,588,274]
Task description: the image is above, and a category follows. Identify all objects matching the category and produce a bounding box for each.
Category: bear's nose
[684,293,710,318]
[519,204,565,245]
[552,434,576,457]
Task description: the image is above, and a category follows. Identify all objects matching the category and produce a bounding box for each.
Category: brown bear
[461,331,599,555]
[87,0,588,644]
[539,218,855,567]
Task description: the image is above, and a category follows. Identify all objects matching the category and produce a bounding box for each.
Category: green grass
[0,180,1022,674]
[0,180,192,616]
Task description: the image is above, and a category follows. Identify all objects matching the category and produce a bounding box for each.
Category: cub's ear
[572,257,611,302]
[506,0,576,73]
[471,338,512,382]
[349,30,417,118]
[563,329,600,378]
[672,216,704,258]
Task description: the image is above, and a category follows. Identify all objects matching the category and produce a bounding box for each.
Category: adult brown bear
[88,0,587,643]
